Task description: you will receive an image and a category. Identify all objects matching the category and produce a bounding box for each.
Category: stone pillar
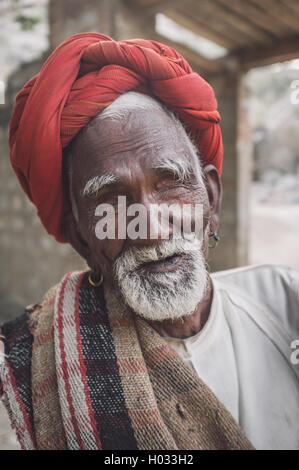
[49,0,153,50]
[208,72,252,271]
[49,0,117,50]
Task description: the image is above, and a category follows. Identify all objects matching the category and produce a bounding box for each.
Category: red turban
[9,33,223,243]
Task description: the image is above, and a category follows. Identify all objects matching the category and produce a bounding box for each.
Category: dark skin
[63,107,222,339]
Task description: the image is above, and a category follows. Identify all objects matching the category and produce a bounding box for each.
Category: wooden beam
[248,0,299,33]
[152,32,229,74]
[217,0,291,38]
[173,3,252,48]
[233,34,299,69]
[193,0,274,45]
[125,0,239,49]
[209,0,276,43]
[164,8,237,49]
[275,0,299,17]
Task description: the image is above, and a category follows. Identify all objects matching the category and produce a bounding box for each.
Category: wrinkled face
[68,105,215,321]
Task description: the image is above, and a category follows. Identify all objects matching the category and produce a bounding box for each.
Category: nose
[125,197,174,248]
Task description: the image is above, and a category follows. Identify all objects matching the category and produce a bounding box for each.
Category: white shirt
[163,264,299,450]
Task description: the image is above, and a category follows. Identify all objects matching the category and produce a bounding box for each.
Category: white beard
[114,236,209,322]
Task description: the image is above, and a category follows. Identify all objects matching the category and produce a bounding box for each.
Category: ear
[203,164,222,233]
[62,211,92,263]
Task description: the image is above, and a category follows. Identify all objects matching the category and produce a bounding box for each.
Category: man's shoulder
[212,263,299,287]
[211,264,299,336]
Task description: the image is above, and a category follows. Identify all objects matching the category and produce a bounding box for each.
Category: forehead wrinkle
[85,129,173,157]
[72,105,203,189]
[78,110,182,154]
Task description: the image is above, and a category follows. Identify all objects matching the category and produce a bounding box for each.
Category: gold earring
[88,272,104,287]
[208,232,220,248]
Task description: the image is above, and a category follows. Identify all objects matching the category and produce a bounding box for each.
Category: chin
[115,240,209,322]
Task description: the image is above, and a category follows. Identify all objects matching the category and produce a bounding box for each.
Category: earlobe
[203,165,222,212]
[203,164,222,232]
[62,211,91,261]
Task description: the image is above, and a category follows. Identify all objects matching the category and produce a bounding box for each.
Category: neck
[146,276,213,339]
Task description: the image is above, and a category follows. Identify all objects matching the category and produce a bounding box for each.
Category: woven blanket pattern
[31,286,68,449]
[0,311,36,449]
[135,316,251,449]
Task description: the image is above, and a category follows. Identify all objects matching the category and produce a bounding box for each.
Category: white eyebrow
[82,173,119,197]
[152,157,194,182]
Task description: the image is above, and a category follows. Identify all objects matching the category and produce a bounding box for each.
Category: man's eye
[159,181,184,191]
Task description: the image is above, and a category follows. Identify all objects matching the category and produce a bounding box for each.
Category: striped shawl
[0,270,253,450]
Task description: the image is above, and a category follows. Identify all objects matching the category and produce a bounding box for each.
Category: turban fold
[9,33,223,243]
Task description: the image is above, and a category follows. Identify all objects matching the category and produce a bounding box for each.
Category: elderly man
[0,33,298,451]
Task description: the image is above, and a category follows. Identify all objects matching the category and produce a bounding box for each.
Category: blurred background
[0,0,299,449]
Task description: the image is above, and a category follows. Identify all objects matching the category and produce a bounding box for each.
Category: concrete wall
[0,59,85,323]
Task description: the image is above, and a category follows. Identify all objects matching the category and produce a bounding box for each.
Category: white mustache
[114,237,201,275]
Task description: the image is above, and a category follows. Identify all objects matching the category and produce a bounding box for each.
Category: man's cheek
[92,239,124,269]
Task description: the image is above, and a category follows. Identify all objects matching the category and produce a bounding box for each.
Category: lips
[139,253,184,273]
